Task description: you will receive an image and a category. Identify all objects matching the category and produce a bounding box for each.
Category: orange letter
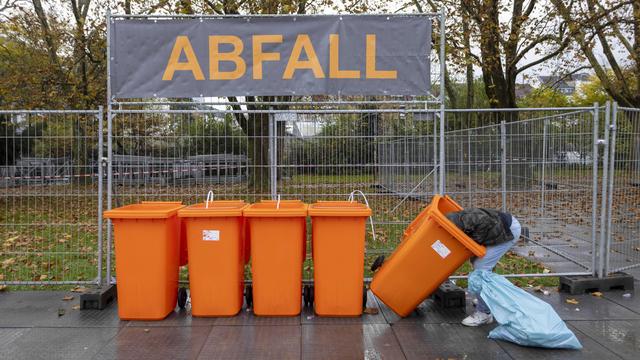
[365,34,397,79]
[329,34,360,79]
[283,34,325,79]
[209,35,246,80]
[253,35,282,80]
[162,36,205,80]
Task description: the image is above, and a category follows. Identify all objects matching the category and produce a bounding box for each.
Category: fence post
[269,107,277,200]
[541,118,548,218]
[439,104,445,194]
[605,102,618,275]
[590,103,600,277]
[500,120,507,212]
[598,102,610,278]
[96,106,104,287]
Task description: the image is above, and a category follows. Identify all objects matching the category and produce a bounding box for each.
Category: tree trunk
[246,112,271,196]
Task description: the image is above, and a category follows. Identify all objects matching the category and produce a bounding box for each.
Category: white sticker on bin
[203,230,220,241]
[431,240,451,259]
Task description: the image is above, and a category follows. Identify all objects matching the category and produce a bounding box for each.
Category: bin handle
[205,190,214,209]
[276,194,281,209]
[348,190,376,243]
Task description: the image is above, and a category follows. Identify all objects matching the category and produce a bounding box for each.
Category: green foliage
[518,87,571,108]
[571,75,612,106]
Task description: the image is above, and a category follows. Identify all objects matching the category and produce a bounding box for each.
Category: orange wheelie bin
[308,201,372,316]
[370,195,486,317]
[243,200,308,316]
[104,202,185,320]
[178,200,248,316]
[142,201,188,266]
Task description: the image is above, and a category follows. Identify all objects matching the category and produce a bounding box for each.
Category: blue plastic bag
[468,270,582,349]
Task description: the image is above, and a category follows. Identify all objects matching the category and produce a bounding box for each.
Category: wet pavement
[1,282,639,359]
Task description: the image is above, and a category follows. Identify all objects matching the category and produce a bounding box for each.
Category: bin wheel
[303,285,314,308]
[245,285,253,308]
[177,288,188,309]
[362,286,368,309]
[371,255,385,272]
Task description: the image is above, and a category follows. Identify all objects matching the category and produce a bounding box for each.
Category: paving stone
[569,320,640,360]
[1,327,119,360]
[300,291,386,324]
[0,291,125,327]
[94,326,210,360]
[197,325,301,359]
[302,324,405,360]
[528,289,640,321]
[392,323,511,360]
[496,323,623,360]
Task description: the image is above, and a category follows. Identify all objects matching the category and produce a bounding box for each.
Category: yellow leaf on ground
[542,268,550,274]
[363,307,379,315]
[39,274,48,281]
[591,292,603,297]
[62,295,74,301]
[70,286,88,293]
[566,298,579,305]
[72,305,80,310]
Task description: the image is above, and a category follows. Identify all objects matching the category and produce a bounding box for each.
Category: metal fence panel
[0,110,102,286]
[607,106,640,273]
[443,108,600,277]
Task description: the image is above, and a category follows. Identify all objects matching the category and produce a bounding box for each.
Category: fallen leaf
[0,274,4,281]
[144,328,150,333]
[72,305,80,310]
[62,295,74,301]
[566,298,579,305]
[0,285,7,292]
[58,308,65,317]
[39,274,48,281]
[70,286,88,293]
[363,307,379,315]
[591,292,603,297]
[542,268,550,274]
[1,258,15,268]
[533,285,543,292]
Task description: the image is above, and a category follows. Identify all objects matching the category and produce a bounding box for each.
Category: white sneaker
[461,311,493,327]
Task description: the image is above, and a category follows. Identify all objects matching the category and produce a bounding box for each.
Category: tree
[518,87,570,108]
[550,0,639,108]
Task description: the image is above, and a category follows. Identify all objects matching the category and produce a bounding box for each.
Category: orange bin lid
[178,201,248,217]
[243,200,308,217]
[308,201,372,217]
[104,202,185,219]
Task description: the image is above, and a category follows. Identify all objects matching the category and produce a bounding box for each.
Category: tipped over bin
[370,195,486,317]
[308,201,372,316]
[178,200,248,316]
[243,200,307,316]
[104,202,185,320]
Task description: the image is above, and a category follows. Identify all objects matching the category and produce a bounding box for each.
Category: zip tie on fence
[348,190,376,243]
[276,194,281,209]
[205,190,214,208]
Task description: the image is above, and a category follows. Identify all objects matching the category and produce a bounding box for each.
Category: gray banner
[110,15,431,98]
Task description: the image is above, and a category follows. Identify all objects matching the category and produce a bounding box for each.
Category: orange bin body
[104,202,185,320]
[178,201,248,317]
[370,195,486,317]
[309,201,372,316]
[244,200,308,316]
[142,201,188,266]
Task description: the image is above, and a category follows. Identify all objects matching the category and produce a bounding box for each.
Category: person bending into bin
[446,208,522,327]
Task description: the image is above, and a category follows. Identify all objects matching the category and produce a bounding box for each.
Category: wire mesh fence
[442,108,601,277]
[606,106,640,273]
[0,110,103,286]
[2,103,637,287]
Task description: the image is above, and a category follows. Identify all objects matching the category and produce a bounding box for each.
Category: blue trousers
[472,216,522,314]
